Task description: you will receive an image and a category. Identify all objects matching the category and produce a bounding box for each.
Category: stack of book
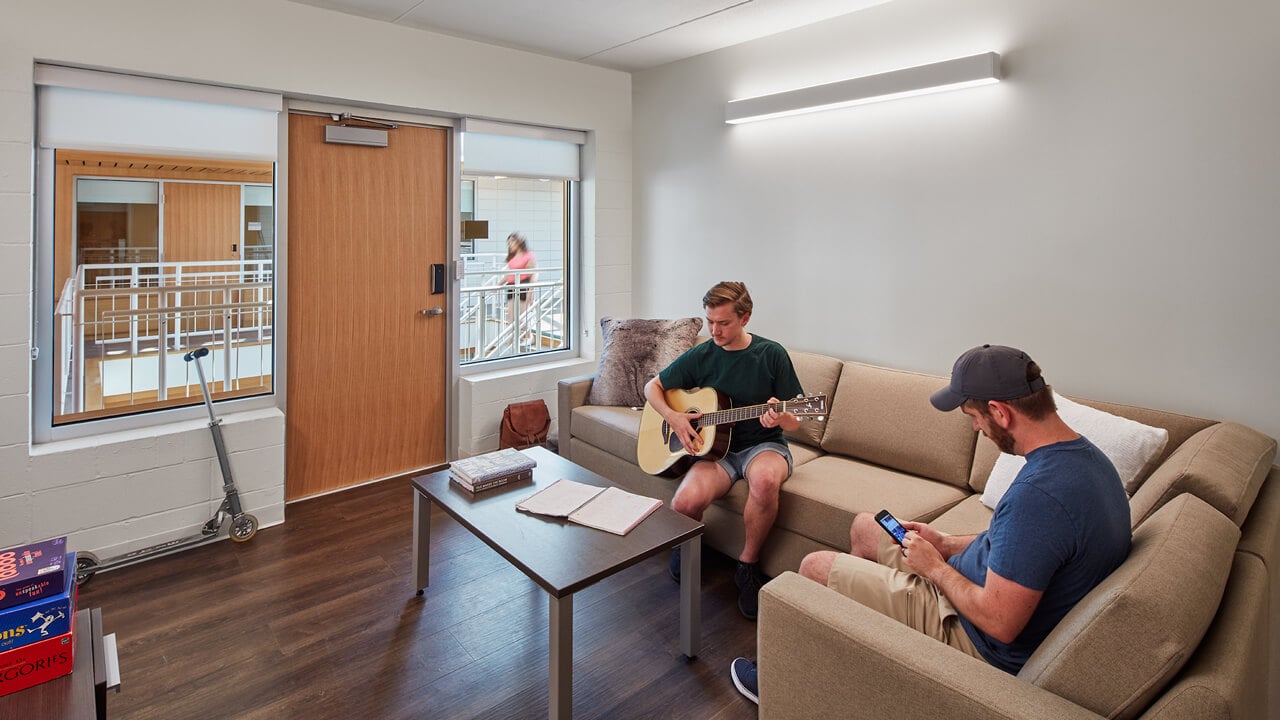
[450,448,537,493]
[0,537,78,698]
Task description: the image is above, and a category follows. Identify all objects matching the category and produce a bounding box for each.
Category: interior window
[51,151,275,424]
[459,175,572,363]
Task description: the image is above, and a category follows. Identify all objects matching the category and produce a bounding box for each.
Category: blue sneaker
[731,657,759,705]
[668,546,681,583]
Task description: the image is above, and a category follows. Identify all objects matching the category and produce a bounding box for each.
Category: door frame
[277,100,460,497]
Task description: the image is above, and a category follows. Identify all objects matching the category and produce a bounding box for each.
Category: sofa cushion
[1018,493,1239,720]
[821,362,976,488]
[586,316,702,407]
[783,351,843,448]
[571,405,642,464]
[757,455,969,550]
[927,494,994,536]
[980,392,1170,509]
[1128,421,1276,528]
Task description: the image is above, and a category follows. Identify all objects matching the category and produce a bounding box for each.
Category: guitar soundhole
[666,413,702,453]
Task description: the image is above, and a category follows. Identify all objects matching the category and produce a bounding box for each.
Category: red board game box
[0,616,76,698]
[0,538,67,612]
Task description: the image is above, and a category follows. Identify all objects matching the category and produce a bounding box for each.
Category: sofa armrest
[758,572,1103,720]
[557,374,595,461]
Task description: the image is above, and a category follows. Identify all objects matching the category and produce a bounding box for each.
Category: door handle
[419,307,444,316]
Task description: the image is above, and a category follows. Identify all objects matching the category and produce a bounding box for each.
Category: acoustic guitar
[637,388,828,477]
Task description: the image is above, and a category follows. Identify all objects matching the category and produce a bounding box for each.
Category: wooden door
[286,114,448,500]
[163,182,241,262]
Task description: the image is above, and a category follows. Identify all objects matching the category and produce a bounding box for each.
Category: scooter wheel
[76,551,101,586]
[231,514,259,543]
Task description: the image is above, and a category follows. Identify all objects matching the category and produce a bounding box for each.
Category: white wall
[633,0,1280,443]
[0,0,630,553]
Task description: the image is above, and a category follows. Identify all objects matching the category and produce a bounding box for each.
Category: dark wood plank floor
[79,476,762,719]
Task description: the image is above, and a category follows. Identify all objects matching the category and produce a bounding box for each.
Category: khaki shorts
[828,534,982,659]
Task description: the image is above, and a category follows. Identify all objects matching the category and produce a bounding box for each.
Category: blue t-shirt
[949,436,1131,674]
[658,334,803,452]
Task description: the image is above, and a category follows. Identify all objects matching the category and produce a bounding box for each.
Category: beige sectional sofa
[558,350,1279,719]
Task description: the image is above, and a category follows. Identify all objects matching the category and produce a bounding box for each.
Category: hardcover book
[450,448,537,484]
[0,537,67,612]
[451,468,533,493]
[0,552,77,654]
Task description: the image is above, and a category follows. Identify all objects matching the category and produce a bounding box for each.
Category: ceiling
[285,0,889,72]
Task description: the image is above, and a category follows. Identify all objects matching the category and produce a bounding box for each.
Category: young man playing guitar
[643,281,804,620]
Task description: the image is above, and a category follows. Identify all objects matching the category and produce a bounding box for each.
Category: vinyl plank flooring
[78,476,762,719]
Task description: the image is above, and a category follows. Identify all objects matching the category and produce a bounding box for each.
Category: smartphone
[874,509,908,546]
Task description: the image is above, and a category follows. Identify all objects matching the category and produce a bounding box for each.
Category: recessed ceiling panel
[397,0,735,62]
[284,0,893,71]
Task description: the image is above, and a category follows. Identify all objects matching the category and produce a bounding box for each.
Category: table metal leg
[412,490,431,594]
[679,535,701,658]
[549,593,573,719]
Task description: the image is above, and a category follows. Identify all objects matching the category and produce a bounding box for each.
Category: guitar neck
[700,400,793,428]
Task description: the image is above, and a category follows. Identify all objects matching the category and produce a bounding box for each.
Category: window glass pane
[52,151,275,425]
[460,176,570,363]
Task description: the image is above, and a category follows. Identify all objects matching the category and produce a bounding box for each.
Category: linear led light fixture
[725,52,1001,124]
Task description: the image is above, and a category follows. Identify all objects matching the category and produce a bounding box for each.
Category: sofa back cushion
[1129,421,1276,528]
[783,351,843,449]
[821,362,976,488]
[1017,493,1239,720]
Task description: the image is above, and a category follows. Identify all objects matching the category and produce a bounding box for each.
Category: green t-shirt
[658,334,804,452]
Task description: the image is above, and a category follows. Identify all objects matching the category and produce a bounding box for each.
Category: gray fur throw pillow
[587,317,704,407]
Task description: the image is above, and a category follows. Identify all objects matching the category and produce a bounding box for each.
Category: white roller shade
[36,66,281,161]
[461,119,584,180]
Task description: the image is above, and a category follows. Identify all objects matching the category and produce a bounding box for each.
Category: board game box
[0,537,67,612]
[0,614,76,698]
[0,552,77,654]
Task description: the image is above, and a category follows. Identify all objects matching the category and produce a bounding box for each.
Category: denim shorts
[716,441,793,483]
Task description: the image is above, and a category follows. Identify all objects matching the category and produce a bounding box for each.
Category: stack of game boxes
[450,448,537,493]
[0,537,78,698]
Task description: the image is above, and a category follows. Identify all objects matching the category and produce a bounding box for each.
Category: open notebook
[516,479,663,536]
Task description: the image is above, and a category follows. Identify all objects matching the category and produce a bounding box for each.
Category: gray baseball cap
[930,344,1046,411]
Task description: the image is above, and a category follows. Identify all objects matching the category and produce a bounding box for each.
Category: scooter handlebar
[183,347,210,362]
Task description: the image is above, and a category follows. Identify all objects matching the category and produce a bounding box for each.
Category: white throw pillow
[980,392,1169,510]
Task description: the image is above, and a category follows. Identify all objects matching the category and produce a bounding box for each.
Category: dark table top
[413,446,703,598]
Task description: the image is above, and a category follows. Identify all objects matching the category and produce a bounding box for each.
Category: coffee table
[411,446,704,720]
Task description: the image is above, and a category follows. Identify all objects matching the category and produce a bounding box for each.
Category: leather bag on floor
[500,400,551,450]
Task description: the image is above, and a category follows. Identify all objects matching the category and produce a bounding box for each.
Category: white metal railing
[459,253,565,362]
[55,259,273,416]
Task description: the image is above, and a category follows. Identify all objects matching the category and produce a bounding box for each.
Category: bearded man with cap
[730,344,1131,704]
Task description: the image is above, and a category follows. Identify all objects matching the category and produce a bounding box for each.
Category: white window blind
[35,66,281,160]
[461,118,583,180]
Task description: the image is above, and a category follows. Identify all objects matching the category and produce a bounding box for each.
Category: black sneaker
[668,546,680,583]
[735,561,764,620]
[730,657,759,705]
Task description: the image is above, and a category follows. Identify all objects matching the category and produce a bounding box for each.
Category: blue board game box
[0,552,76,654]
[0,538,67,612]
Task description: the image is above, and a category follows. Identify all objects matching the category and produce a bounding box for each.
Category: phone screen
[876,510,908,546]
